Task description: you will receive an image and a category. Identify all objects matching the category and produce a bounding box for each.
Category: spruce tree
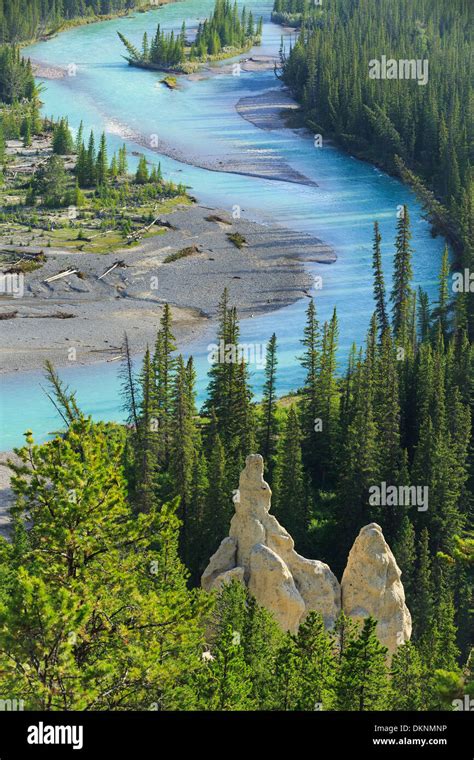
[393,515,416,602]
[95,131,108,186]
[153,303,176,470]
[412,528,434,645]
[170,355,198,565]
[135,346,159,512]
[372,221,389,335]
[273,406,307,548]
[417,287,431,342]
[434,246,450,340]
[258,332,279,484]
[335,617,389,711]
[391,205,413,348]
[299,297,320,474]
[292,612,336,710]
[196,624,254,710]
[390,642,425,710]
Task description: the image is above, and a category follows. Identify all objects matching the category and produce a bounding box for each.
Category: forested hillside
[1,206,471,709]
[0,0,472,715]
[0,45,35,102]
[0,0,149,43]
[277,0,473,334]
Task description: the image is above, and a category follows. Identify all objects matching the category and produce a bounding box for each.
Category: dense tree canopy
[0,0,146,43]
[277,0,473,334]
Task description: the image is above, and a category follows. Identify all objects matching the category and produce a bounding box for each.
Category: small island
[271,0,322,28]
[118,0,263,74]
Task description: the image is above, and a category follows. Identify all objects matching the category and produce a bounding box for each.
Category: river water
[0,0,447,449]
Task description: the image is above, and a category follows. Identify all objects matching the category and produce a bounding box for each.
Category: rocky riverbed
[0,203,335,373]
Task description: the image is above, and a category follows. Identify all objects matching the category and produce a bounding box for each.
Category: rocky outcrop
[248,544,306,632]
[201,455,412,654]
[202,454,341,632]
[341,523,412,655]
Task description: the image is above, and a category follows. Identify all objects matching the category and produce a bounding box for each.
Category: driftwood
[44,268,77,283]
[127,206,172,241]
[98,260,126,280]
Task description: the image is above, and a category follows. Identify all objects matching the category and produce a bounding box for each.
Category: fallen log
[44,268,77,283]
[98,260,126,280]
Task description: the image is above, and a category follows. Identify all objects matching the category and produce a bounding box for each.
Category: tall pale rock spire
[202,454,341,632]
[201,455,412,654]
[341,523,412,655]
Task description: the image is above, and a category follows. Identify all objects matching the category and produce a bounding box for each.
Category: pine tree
[95,131,108,186]
[153,303,176,470]
[292,612,336,709]
[170,355,198,565]
[195,624,254,710]
[202,411,231,557]
[204,288,234,440]
[372,221,389,335]
[412,528,434,645]
[373,326,404,540]
[316,307,339,486]
[391,205,413,348]
[228,357,255,479]
[273,406,307,548]
[135,154,148,184]
[434,246,450,340]
[299,298,320,473]
[118,144,128,175]
[336,337,378,559]
[335,617,389,711]
[431,561,460,672]
[4,367,206,710]
[390,642,425,710]
[204,291,255,483]
[135,346,159,512]
[187,447,209,582]
[85,131,96,187]
[75,120,84,154]
[52,117,73,155]
[258,333,279,484]
[393,515,416,602]
[20,115,31,146]
[418,287,431,342]
[272,633,300,710]
[241,593,283,709]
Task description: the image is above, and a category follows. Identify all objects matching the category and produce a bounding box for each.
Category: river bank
[0,203,333,374]
[21,1,181,50]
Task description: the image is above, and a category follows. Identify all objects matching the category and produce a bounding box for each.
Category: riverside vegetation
[118,0,263,73]
[276,0,473,337]
[0,56,189,256]
[0,0,162,44]
[1,207,473,709]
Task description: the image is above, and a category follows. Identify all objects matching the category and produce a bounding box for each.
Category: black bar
[0,711,471,758]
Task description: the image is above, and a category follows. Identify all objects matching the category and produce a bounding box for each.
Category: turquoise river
[0,0,448,449]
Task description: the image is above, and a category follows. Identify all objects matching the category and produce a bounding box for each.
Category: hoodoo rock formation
[341,523,412,654]
[202,454,412,653]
